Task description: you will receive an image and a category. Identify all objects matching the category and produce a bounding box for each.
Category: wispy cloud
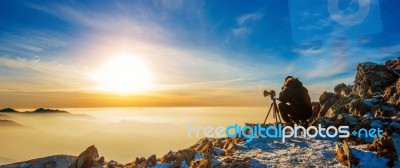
[232,12,263,37]
[0,30,68,55]
[0,56,89,93]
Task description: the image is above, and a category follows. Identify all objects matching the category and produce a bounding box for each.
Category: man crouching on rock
[278,76,312,126]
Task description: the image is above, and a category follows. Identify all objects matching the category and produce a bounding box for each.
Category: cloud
[0,56,89,93]
[237,12,263,25]
[0,30,68,55]
[232,12,263,37]
[379,44,400,57]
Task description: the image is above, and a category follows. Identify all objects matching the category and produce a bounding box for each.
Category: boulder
[317,92,339,118]
[146,154,157,167]
[319,91,338,105]
[367,132,398,167]
[191,158,210,168]
[174,149,196,166]
[352,62,396,99]
[325,97,352,118]
[160,151,176,163]
[220,156,251,168]
[382,78,400,108]
[385,57,400,73]
[334,83,352,97]
[106,160,123,168]
[191,138,209,152]
[309,102,320,121]
[69,145,105,168]
[345,99,370,117]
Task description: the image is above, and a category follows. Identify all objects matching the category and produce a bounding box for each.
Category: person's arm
[279,88,291,103]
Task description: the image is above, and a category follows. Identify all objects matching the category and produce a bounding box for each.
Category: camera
[263,90,276,98]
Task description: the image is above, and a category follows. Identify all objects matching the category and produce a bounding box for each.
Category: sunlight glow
[91,54,154,94]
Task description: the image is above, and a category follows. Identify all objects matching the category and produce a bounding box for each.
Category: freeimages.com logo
[188,122,383,143]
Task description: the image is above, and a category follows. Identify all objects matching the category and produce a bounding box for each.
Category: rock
[334,83,352,97]
[367,132,398,166]
[200,141,213,154]
[319,91,338,105]
[191,138,209,152]
[220,156,251,168]
[335,142,359,167]
[331,116,350,128]
[317,92,339,118]
[375,108,397,117]
[382,78,400,107]
[325,97,352,118]
[69,145,104,168]
[345,99,370,117]
[106,160,123,168]
[212,138,223,148]
[135,157,146,165]
[223,139,236,152]
[174,149,196,166]
[160,151,176,163]
[351,120,372,134]
[309,102,320,121]
[385,57,400,73]
[352,62,396,99]
[191,158,210,168]
[146,154,157,167]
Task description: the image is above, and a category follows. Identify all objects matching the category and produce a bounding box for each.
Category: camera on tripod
[263,90,276,99]
[262,89,282,125]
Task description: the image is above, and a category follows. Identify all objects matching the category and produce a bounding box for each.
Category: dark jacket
[279,78,312,119]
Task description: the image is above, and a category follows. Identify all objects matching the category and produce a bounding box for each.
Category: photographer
[278,76,312,125]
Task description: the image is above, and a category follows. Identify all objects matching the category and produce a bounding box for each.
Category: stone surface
[68,145,104,168]
[317,92,339,118]
[325,97,352,118]
[345,99,370,117]
[385,57,400,73]
[352,62,396,99]
[382,78,400,108]
[160,151,176,163]
[334,83,352,97]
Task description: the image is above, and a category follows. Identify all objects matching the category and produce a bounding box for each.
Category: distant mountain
[30,108,68,114]
[0,108,18,113]
[0,155,75,168]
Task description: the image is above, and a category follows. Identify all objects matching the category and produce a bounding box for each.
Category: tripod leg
[263,102,274,124]
[273,101,282,125]
[274,104,278,126]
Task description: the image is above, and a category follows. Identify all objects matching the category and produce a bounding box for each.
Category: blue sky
[0,0,399,107]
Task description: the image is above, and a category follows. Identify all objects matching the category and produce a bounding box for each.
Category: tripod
[263,91,283,125]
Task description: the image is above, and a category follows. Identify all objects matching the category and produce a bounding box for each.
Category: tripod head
[263,90,276,100]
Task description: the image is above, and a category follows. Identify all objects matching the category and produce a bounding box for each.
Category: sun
[91,54,154,94]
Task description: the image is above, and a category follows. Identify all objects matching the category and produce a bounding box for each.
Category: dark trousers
[278,103,309,123]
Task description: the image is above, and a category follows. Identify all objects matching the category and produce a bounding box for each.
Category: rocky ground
[1,57,400,168]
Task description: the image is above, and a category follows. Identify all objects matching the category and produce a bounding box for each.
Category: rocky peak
[69,145,104,168]
[385,57,400,74]
[352,61,397,99]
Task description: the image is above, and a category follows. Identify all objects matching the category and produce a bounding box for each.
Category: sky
[0,0,399,108]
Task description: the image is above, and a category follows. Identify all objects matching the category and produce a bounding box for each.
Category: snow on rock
[233,137,345,167]
[351,144,393,168]
[1,155,76,168]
